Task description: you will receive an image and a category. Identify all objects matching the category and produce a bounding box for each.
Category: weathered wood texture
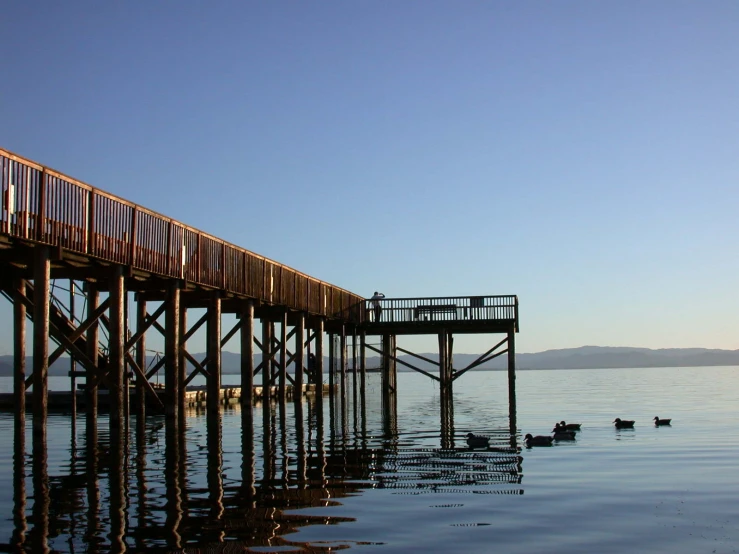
[0,148,364,321]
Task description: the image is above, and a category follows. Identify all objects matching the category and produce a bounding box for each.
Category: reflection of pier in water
[7,388,522,552]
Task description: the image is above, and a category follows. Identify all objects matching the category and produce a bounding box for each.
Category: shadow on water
[2,382,522,553]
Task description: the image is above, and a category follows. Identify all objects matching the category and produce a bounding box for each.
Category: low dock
[0,383,337,412]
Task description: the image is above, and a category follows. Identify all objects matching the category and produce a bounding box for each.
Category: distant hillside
[1,346,737,377]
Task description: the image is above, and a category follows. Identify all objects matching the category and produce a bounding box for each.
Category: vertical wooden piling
[241,300,254,408]
[69,281,76,421]
[340,326,347,399]
[178,306,187,414]
[359,331,366,401]
[262,319,271,401]
[328,332,335,392]
[13,278,26,420]
[207,292,222,414]
[135,298,147,422]
[165,280,181,419]
[279,310,287,401]
[294,313,305,398]
[109,266,125,430]
[315,318,324,398]
[85,282,99,426]
[507,326,517,445]
[32,246,50,440]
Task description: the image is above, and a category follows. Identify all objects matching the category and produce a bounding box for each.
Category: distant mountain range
[0,346,737,377]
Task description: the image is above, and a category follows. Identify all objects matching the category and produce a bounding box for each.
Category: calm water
[0,367,738,553]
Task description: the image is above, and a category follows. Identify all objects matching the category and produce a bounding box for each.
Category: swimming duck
[552,430,576,441]
[553,422,581,433]
[559,421,582,431]
[524,434,554,447]
[466,433,490,449]
[653,416,672,426]
[613,418,635,428]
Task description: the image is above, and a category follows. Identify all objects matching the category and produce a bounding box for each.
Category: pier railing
[364,295,518,328]
[0,148,363,320]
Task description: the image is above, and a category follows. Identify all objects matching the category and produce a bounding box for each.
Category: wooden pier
[0,145,519,439]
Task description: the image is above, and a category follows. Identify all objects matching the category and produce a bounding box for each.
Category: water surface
[0,366,737,553]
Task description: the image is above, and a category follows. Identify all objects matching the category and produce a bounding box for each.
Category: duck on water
[524,434,554,447]
[466,433,490,449]
[614,418,635,428]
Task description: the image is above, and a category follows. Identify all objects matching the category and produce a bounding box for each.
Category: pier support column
[294,313,305,399]
[340,325,347,399]
[241,300,255,408]
[315,318,324,398]
[165,280,181,420]
[262,319,272,402]
[279,310,287,401]
[178,306,188,417]
[135,298,147,422]
[359,331,366,404]
[32,246,50,440]
[109,266,125,430]
[507,326,517,446]
[207,292,222,414]
[13,278,26,422]
[328,332,335,392]
[85,282,99,426]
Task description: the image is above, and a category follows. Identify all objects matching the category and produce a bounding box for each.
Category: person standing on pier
[371,291,385,322]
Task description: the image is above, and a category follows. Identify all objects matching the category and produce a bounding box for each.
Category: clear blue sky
[1,1,738,355]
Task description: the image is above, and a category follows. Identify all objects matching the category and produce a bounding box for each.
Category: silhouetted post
[178,305,187,415]
[262,319,272,402]
[32,246,50,441]
[69,281,77,421]
[207,292,221,414]
[241,300,255,408]
[135,298,147,422]
[13,278,26,421]
[315,318,324,398]
[340,325,347,402]
[359,331,366,411]
[507,326,517,446]
[279,310,287,401]
[109,265,125,431]
[328,332,334,391]
[294,312,305,399]
[165,280,181,419]
[85,281,99,426]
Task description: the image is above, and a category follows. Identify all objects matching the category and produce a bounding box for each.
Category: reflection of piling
[108,426,126,552]
[207,411,224,535]
[30,427,50,554]
[12,414,26,551]
[241,404,256,503]
[440,392,455,450]
[164,416,183,550]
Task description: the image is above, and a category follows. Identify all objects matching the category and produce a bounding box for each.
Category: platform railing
[363,295,518,328]
[0,148,363,320]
